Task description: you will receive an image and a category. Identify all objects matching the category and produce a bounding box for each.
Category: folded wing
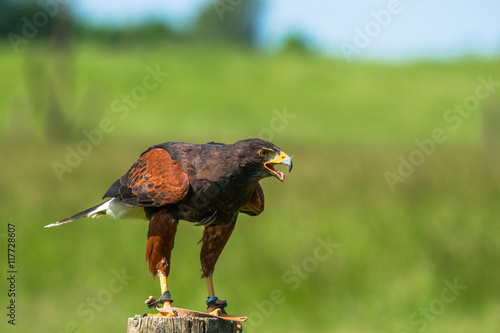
[240,183,265,216]
[104,148,190,207]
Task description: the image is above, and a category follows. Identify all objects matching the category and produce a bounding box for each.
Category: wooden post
[127,315,236,333]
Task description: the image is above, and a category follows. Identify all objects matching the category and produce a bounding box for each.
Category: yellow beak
[264,151,293,181]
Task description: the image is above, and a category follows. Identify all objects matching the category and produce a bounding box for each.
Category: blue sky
[74,0,500,61]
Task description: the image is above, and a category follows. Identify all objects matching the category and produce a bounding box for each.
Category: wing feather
[106,148,189,207]
[240,183,265,216]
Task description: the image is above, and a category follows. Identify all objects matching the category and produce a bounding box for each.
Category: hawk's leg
[205,274,228,314]
[144,211,178,317]
[200,223,236,307]
[200,223,243,331]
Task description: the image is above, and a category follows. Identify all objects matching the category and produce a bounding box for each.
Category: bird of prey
[46,138,292,321]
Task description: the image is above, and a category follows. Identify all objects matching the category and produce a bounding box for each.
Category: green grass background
[1,42,500,332]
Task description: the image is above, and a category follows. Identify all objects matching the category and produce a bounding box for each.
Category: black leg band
[147,290,174,308]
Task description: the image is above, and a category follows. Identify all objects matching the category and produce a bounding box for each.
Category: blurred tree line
[1,0,309,141]
[1,0,265,47]
[1,0,309,49]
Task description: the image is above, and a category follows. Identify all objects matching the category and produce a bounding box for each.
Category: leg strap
[206,296,227,309]
[147,290,174,308]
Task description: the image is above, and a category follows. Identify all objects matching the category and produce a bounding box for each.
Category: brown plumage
[48,138,292,313]
[146,211,178,276]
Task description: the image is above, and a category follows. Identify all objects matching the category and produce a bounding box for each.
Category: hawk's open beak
[264,151,293,182]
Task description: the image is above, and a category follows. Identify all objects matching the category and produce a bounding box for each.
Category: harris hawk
[46,138,292,321]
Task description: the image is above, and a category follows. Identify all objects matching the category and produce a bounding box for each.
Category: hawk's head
[234,138,293,182]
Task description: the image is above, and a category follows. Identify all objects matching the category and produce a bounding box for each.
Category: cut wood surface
[127,315,237,333]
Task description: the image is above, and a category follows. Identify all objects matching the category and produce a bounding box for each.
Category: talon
[207,307,219,316]
[145,310,177,317]
[154,304,178,317]
[165,309,178,317]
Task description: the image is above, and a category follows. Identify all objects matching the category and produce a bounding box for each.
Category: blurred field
[1,42,500,333]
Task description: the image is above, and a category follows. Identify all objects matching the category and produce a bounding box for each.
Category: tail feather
[45,200,112,228]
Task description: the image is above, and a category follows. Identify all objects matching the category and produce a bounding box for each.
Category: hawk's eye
[259,149,270,157]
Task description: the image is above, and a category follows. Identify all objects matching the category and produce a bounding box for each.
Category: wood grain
[127,315,236,333]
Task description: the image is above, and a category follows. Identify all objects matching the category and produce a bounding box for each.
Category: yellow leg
[206,274,220,315]
[146,268,176,317]
[205,274,227,314]
[205,275,242,331]
[158,271,172,308]
[206,274,215,298]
